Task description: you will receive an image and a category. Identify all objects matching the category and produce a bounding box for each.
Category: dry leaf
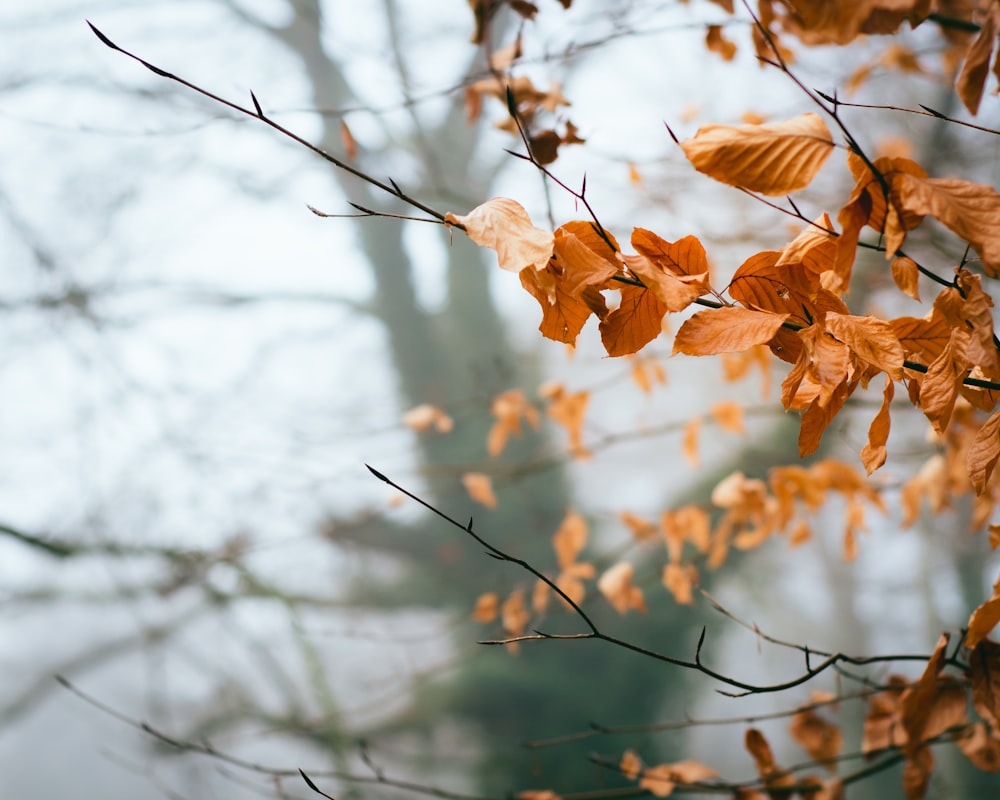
[598,561,647,614]
[472,591,499,622]
[402,403,454,433]
[447,198,554,273]
[680,113,835,195]
[674,306,790,356]
[462,472,498,509]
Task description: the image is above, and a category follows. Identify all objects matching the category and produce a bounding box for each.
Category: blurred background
[2,1,1000,798]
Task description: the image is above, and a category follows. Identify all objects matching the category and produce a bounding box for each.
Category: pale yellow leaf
[446,198,554,272]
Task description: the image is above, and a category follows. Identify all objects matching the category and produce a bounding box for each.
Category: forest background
[2,1,999,799]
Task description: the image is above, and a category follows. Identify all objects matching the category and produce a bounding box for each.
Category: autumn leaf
[501,589,531,637]
[620,749,643,780]
[956,8,997,115]
[891,255,921,301]
[968,575,1000,649]
[680,113,835,195]
[895,174,1000,276]
[598,561,647,614]
[710,400,745,434]
[674,306,790,356]
[488,389,540,456]
[402,403,454,433]
[969,407,1000,495]
[861,376,894,475]
[553,510,588,570]
[663,562,696,604]
[957,723,1000,773]
[744,728,794,790]
[462,472,497,508]
[472,591,499,622]
[600,283,668,356]
[683,417,700,467]
[970,639,1000,731]
[824,313,905,380]
[541,382,590,457]
[340,119,357,159]
[705,24,737,60]
[447,198,554,272]
[789,708,843,771]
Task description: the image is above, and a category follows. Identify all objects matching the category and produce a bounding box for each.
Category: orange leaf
[683,417,700,467]
[744,728,793,789]
[638,765,676,797]
[710,400,745,434]
[544,384,590,457]
[968,576,1000,649]
[705,24,737,60]
[520,262,602,345]
[488,389,540,456]
[895,174,1000,276]
[472,592,499,622]
[600,283,668,356]
[501,589,530,637]
[446,198,553,272]
[673,306,790,356]
[680,113,834,196]
[920,329,972,435]
[956,8,997,115]
[340,119,357,159]
[969,407,1000,495]
[891,255,921,301]
[552,227,619,295]
[553,510,587,570]
[619,511,657,541]
[824,312,905,379]
[597,561,647,614]
[462,472,498,509]
[861,376,894,475]
[662,563,696,604]
[620,749,643,780]
[402,403,454,433]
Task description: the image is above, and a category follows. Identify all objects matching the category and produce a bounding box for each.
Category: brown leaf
[544,384,590,457]
[862,676,908,755]
[861,376,894,475]
[970,639,1000,731]
[920,329,972,435]
[957,722,1000,772]
[968,577,1000,649]
[790,708,843,771]
[552,228,619,296]
[891,255,921,301]
[895,174,1000,276]
[673,306,790,356]
[903,745,933,800]
[705,24,737,60]
[680,113,835,196]
[744,728,794,790]
[619,511,657,541]
[462,472,498,509]
[447,198,554,272]
[956,8,997,115]
[969,407,1000,495]
[638,765,676,797]
[824,312,904,379]
[599,283,668,356]
[900,634,964,751]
